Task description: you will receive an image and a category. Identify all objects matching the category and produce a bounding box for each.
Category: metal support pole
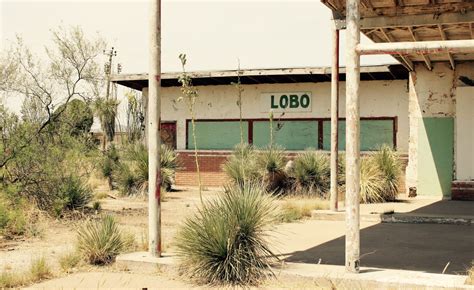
[148,0,162,257]
[345,0,361,273]
[330,24,340,212]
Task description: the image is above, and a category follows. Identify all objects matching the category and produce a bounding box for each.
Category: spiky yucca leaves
[373,145,401,201]
[256,146,288,192]
[175,183,278,285]
[359,157,385,203]
[223,144,259,186]
[292,150,330,197]
[115,143,179,195]
[77,215,125,265]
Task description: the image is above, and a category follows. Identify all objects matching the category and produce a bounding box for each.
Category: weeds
[279,198,329,223]
[59,252,82,273]
[29,257,52,281]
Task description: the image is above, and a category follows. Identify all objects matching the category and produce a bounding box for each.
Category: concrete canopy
[322,0,474,70]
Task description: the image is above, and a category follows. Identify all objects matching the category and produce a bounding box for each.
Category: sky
[0,0,395,118]
[1,0,395,74]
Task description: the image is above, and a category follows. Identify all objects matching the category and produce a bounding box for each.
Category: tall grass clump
[372,145,401,201]
[223,143,259,186]
[76,215,126,265]
[115,143,179,195]
[256,146,287,192]
[175,183,278,286]
[291,150,330,196]
[359,157,385,203]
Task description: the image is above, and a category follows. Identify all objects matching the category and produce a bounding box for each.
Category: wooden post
[330,23,340,212]
[148,0,162,257]
[345,0,361,273]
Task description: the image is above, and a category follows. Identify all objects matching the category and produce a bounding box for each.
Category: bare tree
[0,26,106,168]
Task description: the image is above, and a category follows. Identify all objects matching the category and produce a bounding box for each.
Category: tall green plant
[93,98,119,150]
[232,59,245,144]
[177,54,202,203]
[292,150,330,196]
[175,183,278,285]
[223,144,258,186]
[373,145,401,201]
[256,146,287,192]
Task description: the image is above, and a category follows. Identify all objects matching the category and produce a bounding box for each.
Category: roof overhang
[111,64,408,91]
[323,0,474,70]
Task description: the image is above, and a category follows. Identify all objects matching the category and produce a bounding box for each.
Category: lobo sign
[261,92,312,112]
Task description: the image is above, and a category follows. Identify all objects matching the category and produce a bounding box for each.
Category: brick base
[174,150,409,189]
[452,181,474,201]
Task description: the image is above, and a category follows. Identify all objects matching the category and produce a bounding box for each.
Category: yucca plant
[359,157,385,203]
[223,143,259,186]
[59,175,93,210]
[292,150,330,197]
[175,183,278,285]
[256,146,287,192]
[76,215,125,265]
[372,145,401,201]
[115,143,179,195]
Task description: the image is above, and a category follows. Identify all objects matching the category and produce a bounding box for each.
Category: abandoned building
[112,59,473,201]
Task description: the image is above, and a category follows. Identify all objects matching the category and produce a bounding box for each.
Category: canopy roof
[322,0,474,70]
[111,64,407,91]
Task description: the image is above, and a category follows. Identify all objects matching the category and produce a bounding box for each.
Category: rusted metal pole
[330,23,340,212]
[357,39,474,55]
[345,0,361,273]
[148,0,162,257]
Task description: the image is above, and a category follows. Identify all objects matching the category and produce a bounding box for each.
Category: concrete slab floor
[274,220,474,275]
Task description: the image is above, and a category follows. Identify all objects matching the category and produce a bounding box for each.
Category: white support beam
[357,39,474,55]
[379,28,414,71]
[360,10,474,29]
[408,27,432,71]
[438,24,456,70]
[345,0,361,274]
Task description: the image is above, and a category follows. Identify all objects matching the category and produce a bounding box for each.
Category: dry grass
[0,257,52,288]
[59,252,82,273]
[279,197,329,223]
[467,263,474,285]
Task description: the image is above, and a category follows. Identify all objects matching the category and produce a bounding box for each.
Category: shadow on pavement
[285,200,474,274]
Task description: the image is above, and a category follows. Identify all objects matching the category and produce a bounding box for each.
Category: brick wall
[175,150,409,190]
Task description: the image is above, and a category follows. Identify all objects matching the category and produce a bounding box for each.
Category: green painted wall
[187,121,248,150]
[322,120,394,151]
[417,117,454,197]
[253,120,318,150]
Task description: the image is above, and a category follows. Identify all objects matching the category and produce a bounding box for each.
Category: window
[187,118,396,151]
[252,120,318,150]
[187,121,249,150]
[322,119,395,151]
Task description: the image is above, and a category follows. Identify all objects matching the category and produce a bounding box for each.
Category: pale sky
[1,0,395,74]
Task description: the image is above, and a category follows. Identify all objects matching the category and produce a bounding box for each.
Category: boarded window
[187,121,249,150]
[252,120,318,150]
[322,119,394,151]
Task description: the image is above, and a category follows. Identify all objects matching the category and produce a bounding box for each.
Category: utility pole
[104,47,117,100]
[148,0,162,257]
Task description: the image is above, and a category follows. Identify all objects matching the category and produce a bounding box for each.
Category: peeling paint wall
[143,80,409,151]
[406,61,474,197]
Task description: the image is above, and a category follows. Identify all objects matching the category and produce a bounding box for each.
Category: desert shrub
[372,145,401,201]
[59,252,82,273]
[76,215,126,265]
[279,198,329,223]
[100,145,120,189]
[176,183,278,285]
[29,257,51,281]
[359,157,385,203]
[291,150,330,196]
[256,146,288,192]
[223,143,259,186]
[59,176,93,210]
[115,143,178,195]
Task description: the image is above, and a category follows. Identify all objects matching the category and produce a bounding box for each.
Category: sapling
[177,54,203,203]
[232,59,245,145]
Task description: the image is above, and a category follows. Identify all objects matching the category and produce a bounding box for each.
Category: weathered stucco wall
[406,61,474,197]
[143,80,409,152]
